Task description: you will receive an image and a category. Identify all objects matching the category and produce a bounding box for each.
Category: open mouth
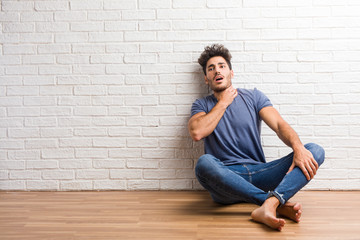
[215,75,224,82]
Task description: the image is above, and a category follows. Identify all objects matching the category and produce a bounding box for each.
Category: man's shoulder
[237,88,258,99]
[194,94,216,104]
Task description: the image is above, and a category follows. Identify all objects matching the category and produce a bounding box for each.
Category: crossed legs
[195,143,325,230]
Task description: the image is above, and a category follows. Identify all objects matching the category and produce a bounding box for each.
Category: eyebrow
[207,62,226,69]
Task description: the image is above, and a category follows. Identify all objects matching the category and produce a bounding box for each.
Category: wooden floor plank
[0,191,359,240]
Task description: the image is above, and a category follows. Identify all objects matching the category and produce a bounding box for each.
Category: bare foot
[277,202,302,223]
[251,197,286,231]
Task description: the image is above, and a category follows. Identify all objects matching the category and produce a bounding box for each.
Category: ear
[204,75,209,85]
[231,70,234,79]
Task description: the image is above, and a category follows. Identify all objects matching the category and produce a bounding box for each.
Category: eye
[208,67,214,71]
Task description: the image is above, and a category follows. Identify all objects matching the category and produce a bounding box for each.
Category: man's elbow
[189,130,203,142]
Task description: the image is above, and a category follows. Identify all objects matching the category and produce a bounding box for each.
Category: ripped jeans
[195,143,325,206]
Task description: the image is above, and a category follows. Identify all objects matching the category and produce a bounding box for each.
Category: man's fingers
[286,162,295,175]
[300,165,311,181]
[309,160,318,175]
[312,157,319,170]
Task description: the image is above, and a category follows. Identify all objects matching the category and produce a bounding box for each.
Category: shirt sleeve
[190,98,206,117]
[253,88,272,113]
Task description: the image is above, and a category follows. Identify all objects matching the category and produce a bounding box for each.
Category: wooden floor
[0,191,359,240]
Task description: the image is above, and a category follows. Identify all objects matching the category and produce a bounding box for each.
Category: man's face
[204,56,234,93]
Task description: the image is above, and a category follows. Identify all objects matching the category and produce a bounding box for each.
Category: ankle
[264,196,280,208]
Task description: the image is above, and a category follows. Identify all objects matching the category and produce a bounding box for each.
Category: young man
[188,44,325,231]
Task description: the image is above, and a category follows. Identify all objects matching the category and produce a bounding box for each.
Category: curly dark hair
[198,44,232,75]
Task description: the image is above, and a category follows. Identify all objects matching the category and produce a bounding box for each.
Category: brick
[126,117,159,127]
[207,0,241,8]
[10,171,41,180]
[139,0,171,9]
[36,23,69,33]
[127,180,159,190]
[141,64,175,74]
[74,128,107,137]
[59,160,92,169]
[60,181,92,190]
[23,55,54,64]
[8,128,39,138]
[42,149,74,159]
[75,149,108,159]
[88,11,121,21]
[38,44,71,54]
[109,148,142,158]
[39,65,71,75]
[105,21,137,31]
[104,0,136,10]
[55,33,88,43]
[143,106,176,116]
[124,32,156,42]
[25,118,57,127]
[8,150,40,160]
[106,64,139,74]
[108,127,141,137]
[110,169,142,179]
[0,180,25,190]
[70,0,102,10]
[261,8,295,18]
[160,180,192,190]
[142,85,176,95]
[106,43,138,53]
[76,170,109,179]
[122,10,156,20]
[2,1,34,11]
[173,20,207,30]
[173,0,206,8]
[55,11,87,21]
[94,180,126,190]
[124,54,156,64]
[127,159,159,169]
[144,169,175,179]
[0,97,22,106]
[6,66,37,75]
[93,160,125,169]
[73,44,105,54]
[157,9,191,19]
[139,21,171,31]
[74,106,107,116]
[27,181,59,190]
[109,106,140,116]
[92,96,124,106]
[296,7,331,17]
[126,138,158,148]
[7,107,40,117]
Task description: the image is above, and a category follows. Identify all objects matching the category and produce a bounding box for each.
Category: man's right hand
[188,86,238,141]
[217,86,238,108]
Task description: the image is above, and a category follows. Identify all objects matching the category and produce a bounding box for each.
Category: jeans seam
[196,173,252,202]
[250,156,291,175]
[243,164,252,183]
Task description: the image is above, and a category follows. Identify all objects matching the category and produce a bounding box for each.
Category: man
[188,44,325,231]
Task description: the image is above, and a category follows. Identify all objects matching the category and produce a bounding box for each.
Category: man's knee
[195,154,216,177]
[304,143,325,166]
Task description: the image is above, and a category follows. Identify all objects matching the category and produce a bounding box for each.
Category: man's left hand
[286,146,318,181]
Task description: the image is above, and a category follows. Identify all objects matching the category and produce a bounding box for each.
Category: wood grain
[0,191,359,239]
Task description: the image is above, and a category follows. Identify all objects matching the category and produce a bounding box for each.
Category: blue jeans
[195,143,325,206]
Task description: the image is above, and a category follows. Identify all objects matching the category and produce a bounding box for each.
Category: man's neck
[213,85,234,101]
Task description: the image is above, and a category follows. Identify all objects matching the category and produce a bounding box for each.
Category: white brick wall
[1,0,360,191]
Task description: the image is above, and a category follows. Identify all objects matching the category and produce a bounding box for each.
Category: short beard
[212,86,228,93]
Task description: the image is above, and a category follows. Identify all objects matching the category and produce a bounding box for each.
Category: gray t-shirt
[190,88,272,165]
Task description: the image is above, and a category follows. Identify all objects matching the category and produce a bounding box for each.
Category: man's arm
[188,86,238,141]
[259,106,318,180]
